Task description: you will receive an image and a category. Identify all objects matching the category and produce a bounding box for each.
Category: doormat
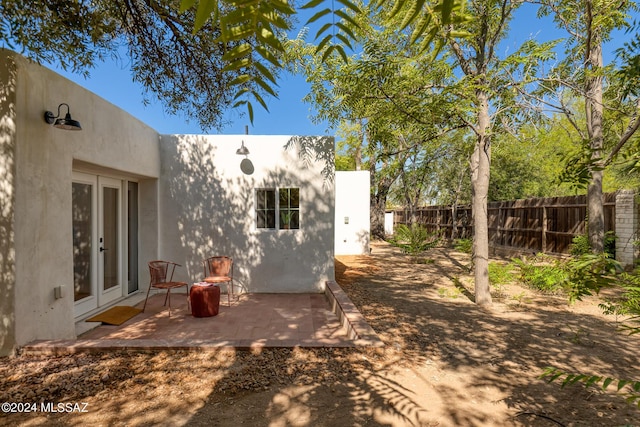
[86,306,142,326]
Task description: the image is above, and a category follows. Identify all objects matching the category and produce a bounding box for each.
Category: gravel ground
[1,240,639,426]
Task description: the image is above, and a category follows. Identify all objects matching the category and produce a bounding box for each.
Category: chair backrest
[149,261,175,285]
[204,256,233,277]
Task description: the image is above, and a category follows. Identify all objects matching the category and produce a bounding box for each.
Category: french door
[73,172,136,317]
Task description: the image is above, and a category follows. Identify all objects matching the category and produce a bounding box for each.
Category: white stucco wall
[335,171,370,255]
[1,50,160,353]
[384,211,394,236]
[158,134,336,293]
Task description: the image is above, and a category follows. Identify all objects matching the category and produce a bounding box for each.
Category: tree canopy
[1,0,268,130]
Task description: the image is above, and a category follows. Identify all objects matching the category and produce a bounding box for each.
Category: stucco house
[0,50,371,356]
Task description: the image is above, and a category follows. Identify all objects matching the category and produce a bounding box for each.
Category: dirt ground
[1,240,639,427]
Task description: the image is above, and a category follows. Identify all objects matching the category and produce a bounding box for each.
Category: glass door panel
[127,182,139,294]
[98,177,122,306]
[73,182,93,301]
[102,186,119,290]
[73,173,98,317]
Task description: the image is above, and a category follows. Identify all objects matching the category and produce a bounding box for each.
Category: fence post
[542,206,547,253]
[615,190,638,269]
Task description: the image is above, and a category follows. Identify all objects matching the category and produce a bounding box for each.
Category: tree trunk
[355,119,365,171]
[585,14,605,253]
[471,91,492,306]
[370,161,392,239]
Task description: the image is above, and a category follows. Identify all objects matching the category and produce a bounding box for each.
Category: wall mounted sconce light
[44,103,82,131]
[236,124,250,156]
[236,141,250,156]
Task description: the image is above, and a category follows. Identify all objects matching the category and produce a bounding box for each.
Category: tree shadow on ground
[338,241,640,426]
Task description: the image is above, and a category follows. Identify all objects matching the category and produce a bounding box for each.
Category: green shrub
[390,224,440,256]
[570,234,591,256]
[599,270,640,332]
[562,253,622,302]
[489,262,516,298]
[488,262,516,286]
[453,238,473,254]
[511,257,566,293]
[570,231,616,258]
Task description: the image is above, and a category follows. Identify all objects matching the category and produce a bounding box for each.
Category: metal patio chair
[144,260,189,316]
[203,256,234,306]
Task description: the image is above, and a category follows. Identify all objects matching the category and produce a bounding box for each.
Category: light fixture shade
[54,113,82,130]
[236,141,249,155]
[44,103,82,131]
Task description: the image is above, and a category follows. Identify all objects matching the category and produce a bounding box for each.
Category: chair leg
[142,285,153,313]
[167,289,171,317]
[227,283,231,306]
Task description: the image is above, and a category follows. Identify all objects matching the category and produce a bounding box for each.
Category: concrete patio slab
[21,281,383,355]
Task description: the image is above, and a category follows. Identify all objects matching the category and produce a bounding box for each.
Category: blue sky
[49,4,632,137]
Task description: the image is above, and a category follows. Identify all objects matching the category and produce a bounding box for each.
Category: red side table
[190,283,220,317]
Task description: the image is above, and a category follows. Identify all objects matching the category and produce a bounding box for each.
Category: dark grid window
[256,189,276,229]
[256,188,300,230]
[279,188,300,230]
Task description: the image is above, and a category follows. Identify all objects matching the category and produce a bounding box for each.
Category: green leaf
[442,0,454,25]
[306,8,332,25]
[301,0,325,9]
[316,34,334,53]
[229,75,252,86]
[251,90,269,110]
[223,57,252,72]
[584,375,602,388]
[255,46,281,67]
[270,0,296,14]
[254,76,278,97]
[194,0,218,33]
[232,87,250,100]
[314,23,333,40]
[257,28,283,52]
[222,43,253,62]
[254,62,277,84]
[410,12,433,45]
[337,0,362,14]
[179,0,197,13]
[247,101,254,123]
[618,380,631,391]
[335,33,354,50]
[334,10,359,29]
[321,45,337,62]
[232,99,247,109]
[388,0,406,20]
[321,45,348,63]
[603,377,614,389]
[400,0,426,32]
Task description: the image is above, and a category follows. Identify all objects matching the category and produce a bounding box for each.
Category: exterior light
[236,141,250,156]
[44,103,82,131]
[236,124,250,156]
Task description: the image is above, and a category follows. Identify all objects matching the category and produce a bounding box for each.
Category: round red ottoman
[190,284,220,317]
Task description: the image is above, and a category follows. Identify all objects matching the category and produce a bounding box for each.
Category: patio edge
[324,280,384,347]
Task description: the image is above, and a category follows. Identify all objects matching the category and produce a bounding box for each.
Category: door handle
[100,247,108,252]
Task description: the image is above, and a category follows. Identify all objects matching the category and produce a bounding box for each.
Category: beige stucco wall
[0,51,18,355]
[0,50,160,354]
[158,134,336,293]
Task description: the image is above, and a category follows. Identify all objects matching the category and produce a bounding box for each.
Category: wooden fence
[393,193,618,255]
